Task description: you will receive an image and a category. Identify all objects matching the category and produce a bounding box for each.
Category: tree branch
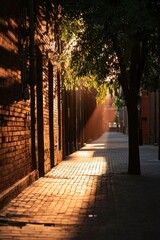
[111,34,129,102]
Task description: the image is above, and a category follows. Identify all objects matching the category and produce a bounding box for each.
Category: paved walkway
[0,132,160,240]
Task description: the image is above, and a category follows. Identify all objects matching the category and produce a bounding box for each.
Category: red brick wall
[42,56,51,173]
[35,8,63,171]
[0,0,34,193]
[0,1,22,105]
[53,68,63,165]
[0,0,63,197]
[0,102,32,193]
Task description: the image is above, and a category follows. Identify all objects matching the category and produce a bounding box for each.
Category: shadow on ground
[69,133,160,240]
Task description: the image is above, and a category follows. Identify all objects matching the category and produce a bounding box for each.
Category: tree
[61,0,160,174]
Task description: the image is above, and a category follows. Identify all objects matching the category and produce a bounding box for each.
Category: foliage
[60,10,120,100]
[60,0,160,175]
[60,0,160,102]
[142,30,160,91]
[113,96,125,111]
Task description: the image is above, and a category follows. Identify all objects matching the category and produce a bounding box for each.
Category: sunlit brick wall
[0,0,34,193]
[42,56,51,173]
[35,3,63,172]
[0,0,64,195]
[53,66,61,165]
[0,102,32,193]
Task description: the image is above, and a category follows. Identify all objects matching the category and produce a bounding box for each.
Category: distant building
[122,90,160,145]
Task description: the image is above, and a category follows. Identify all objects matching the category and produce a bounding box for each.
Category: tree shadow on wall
[0,9,26,105]
[0,77,23,105]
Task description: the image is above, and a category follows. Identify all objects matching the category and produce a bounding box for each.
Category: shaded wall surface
[148,91,159,144]
[122,90,160,145]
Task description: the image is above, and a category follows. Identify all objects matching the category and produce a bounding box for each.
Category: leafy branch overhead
[60,0,160,101]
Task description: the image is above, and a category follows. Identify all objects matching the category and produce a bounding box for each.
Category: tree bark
[112,35,142,175]
[127,97,141,175]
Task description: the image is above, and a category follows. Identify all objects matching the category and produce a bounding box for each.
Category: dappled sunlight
[75,149,95,157]
[85,143,108,149]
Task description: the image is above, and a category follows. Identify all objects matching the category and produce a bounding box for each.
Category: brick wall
[0,0,63,203]
[0,0,35,194]
[0,102,32,193]
[35,3,63,172]
[42,56,51,173]
[0,0,22,105]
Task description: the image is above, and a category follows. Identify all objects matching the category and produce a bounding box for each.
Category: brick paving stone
[0,132,160,239]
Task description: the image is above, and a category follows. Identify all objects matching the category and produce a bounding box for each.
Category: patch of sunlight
[76,150,94,157]
[85,143,107,149]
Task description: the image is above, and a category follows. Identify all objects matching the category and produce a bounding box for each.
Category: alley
[0,132,160,240]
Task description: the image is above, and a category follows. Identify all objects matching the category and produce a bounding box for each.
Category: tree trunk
[127,97,141,175]
[112,35,143,175]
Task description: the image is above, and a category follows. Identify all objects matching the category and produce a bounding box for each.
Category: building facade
[0,0,99,208]
[0,0,63,207]
[122,90,160,145]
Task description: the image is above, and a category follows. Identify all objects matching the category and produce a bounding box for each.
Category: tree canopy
[61,0,160,98]
[60,0,160,174]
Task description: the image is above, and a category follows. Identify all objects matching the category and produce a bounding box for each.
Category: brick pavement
[0,132,160,239]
